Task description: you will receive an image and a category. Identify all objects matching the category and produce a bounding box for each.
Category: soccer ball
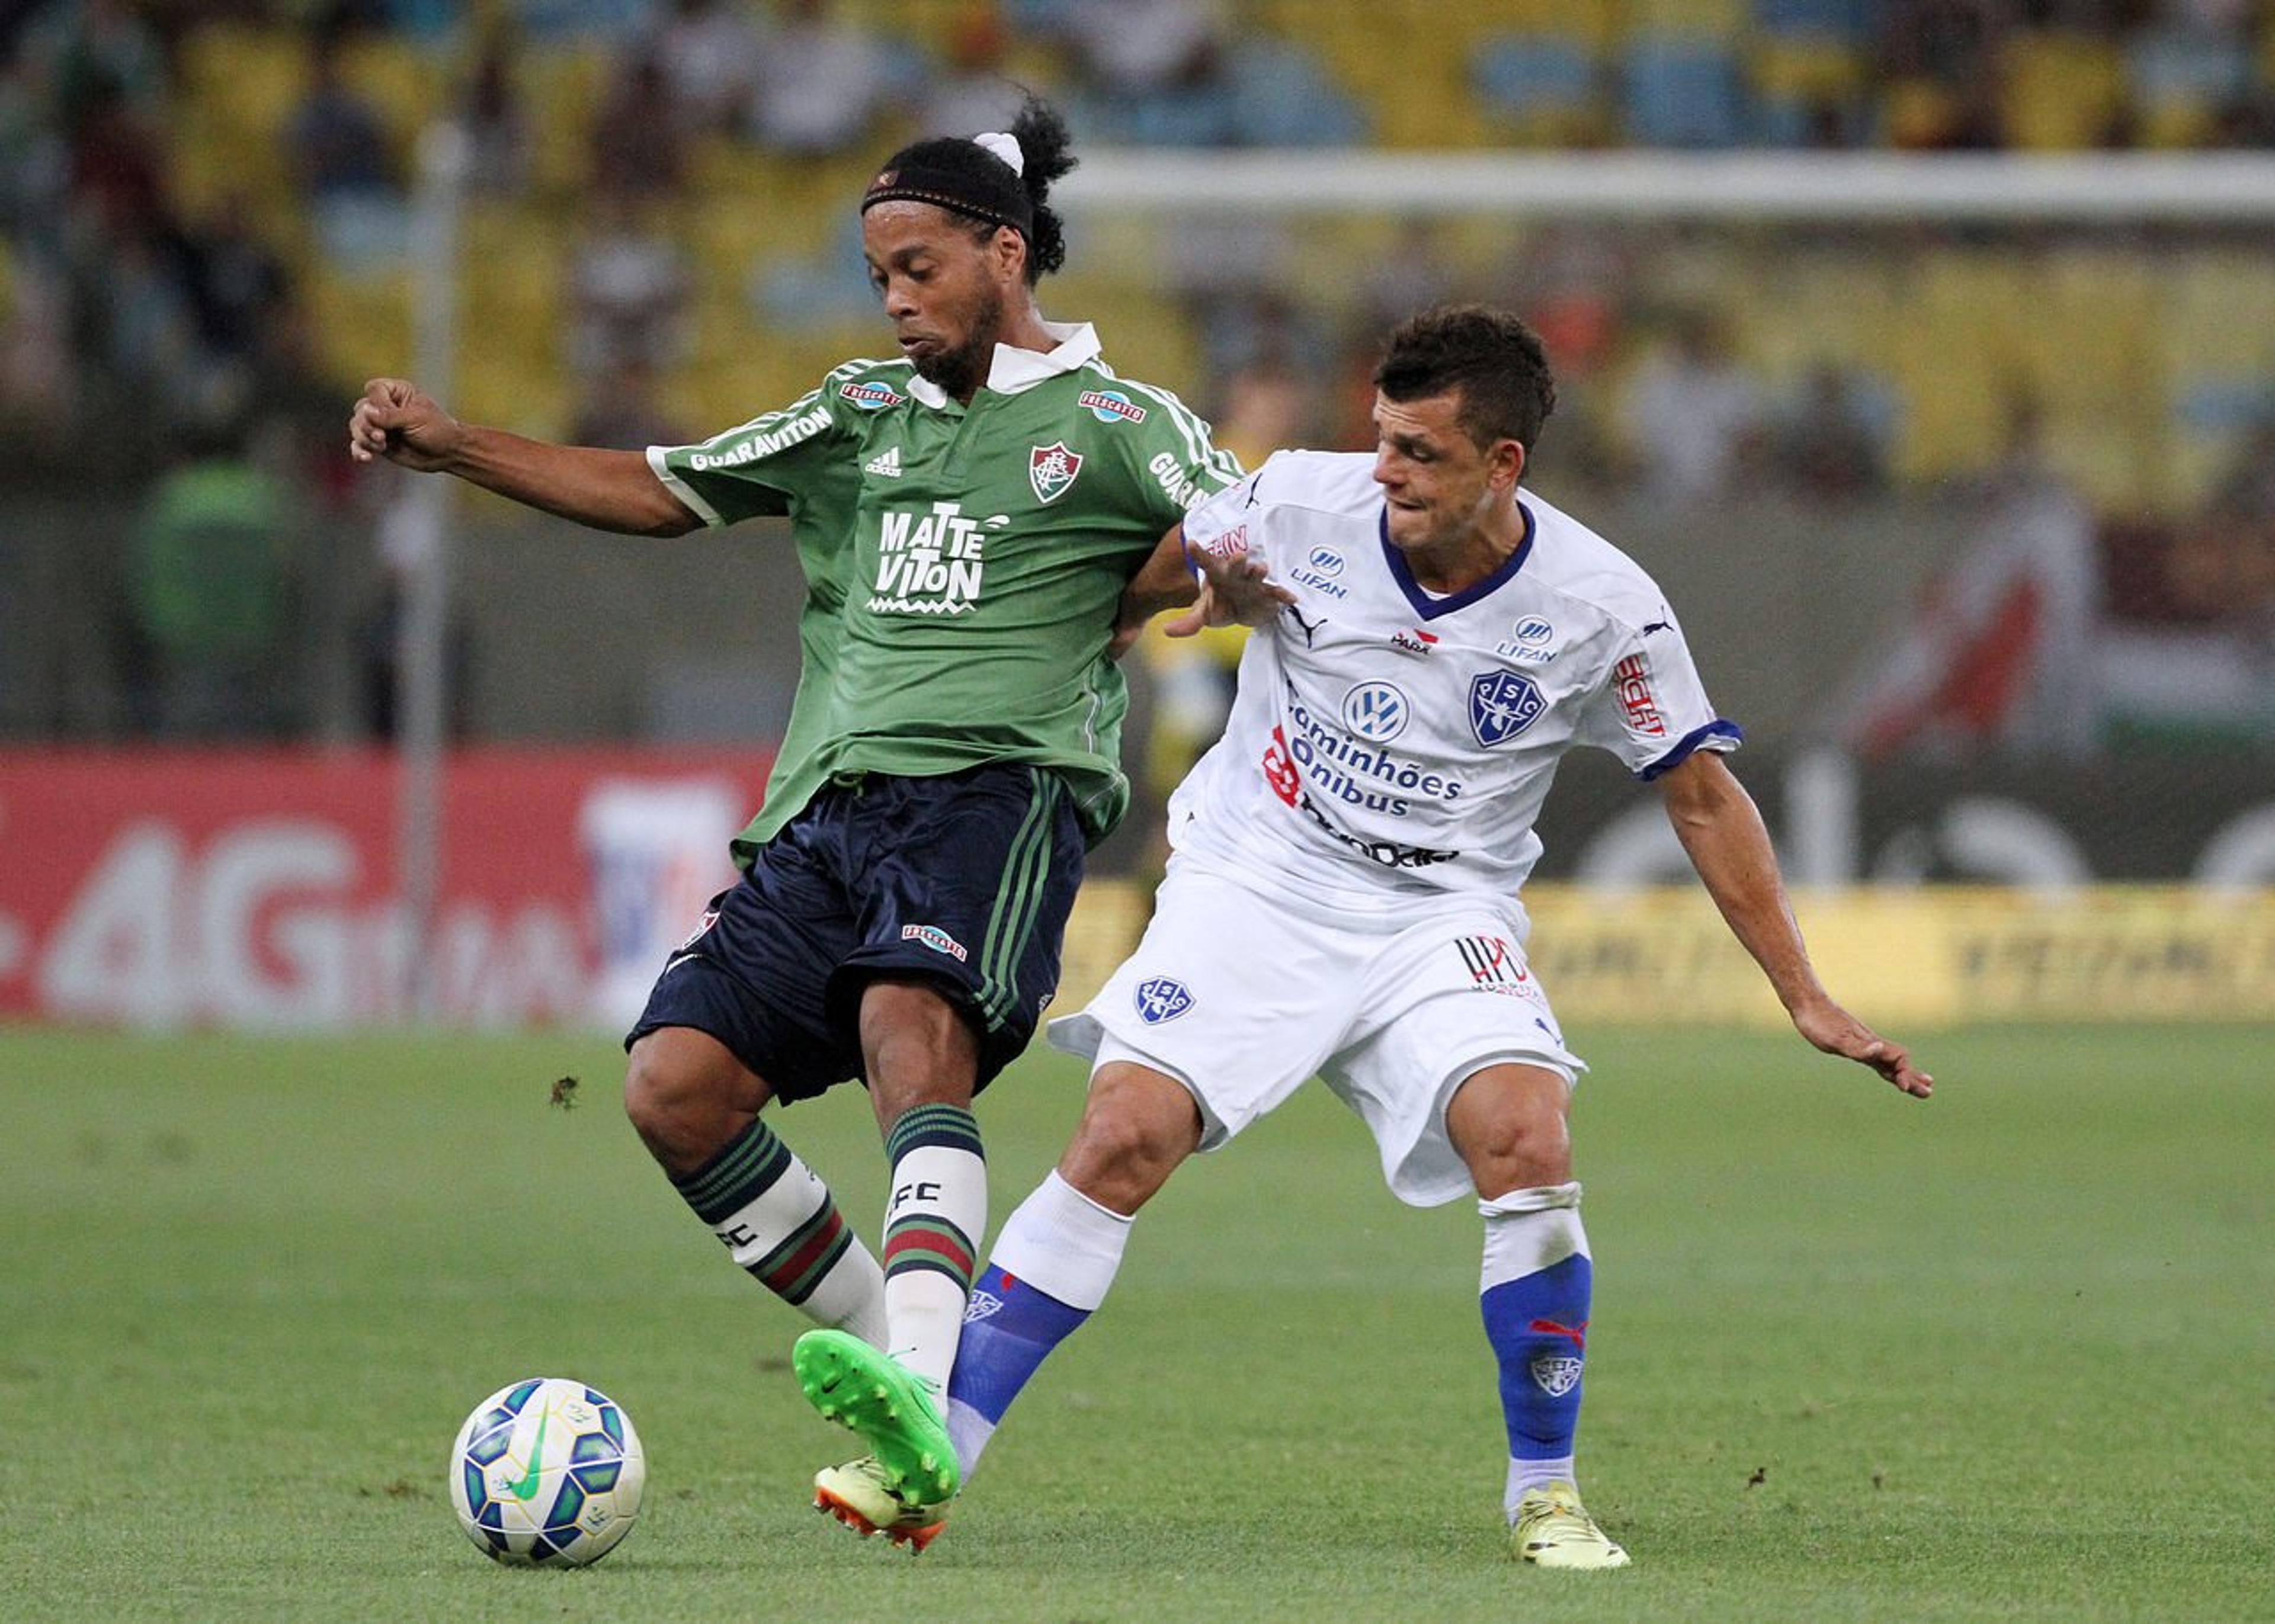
[447,1377,646,1566]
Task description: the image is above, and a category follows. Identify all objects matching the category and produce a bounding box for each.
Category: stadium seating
[1473,37,1605,147]
[2125,25,2252,149]
[1620,36,1751,147]
[56,0,2275,502]
[1999,30,2130,150]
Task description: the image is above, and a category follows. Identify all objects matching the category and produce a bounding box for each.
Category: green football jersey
[648,358,868,866]
[651,322,1241,853]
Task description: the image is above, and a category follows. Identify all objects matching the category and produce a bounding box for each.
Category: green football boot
[1511,1480,1630,1570]
[813,1455,951,1552]
[793,1328,961,1504]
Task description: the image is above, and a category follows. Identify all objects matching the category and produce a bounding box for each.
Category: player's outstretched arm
[347,378,700,538]
[1659,752,1933,1099]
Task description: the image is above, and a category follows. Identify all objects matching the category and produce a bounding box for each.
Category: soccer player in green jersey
[347,98,1239,1543]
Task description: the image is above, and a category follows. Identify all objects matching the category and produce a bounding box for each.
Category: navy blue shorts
[626,764,1087,1103]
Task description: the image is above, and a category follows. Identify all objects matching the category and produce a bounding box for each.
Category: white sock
[881,1106,988,1387]
[994,1169,1135,1311]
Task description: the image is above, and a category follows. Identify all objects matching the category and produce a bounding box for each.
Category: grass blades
[3,1025,2270,1622]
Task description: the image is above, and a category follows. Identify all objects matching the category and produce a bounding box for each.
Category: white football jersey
[1170,450,1741,922]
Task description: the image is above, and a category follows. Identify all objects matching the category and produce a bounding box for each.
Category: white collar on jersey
[904,319,1103,408]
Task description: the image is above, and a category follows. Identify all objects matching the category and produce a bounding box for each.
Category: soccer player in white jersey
[890,305,1934,1565]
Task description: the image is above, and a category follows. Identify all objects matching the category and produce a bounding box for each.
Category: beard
[912,280,1007,400]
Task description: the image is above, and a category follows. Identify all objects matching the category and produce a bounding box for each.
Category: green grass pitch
[4,1023,2269,1622]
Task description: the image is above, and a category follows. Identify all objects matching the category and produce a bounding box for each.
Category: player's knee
[1450,1075,1572,1190]
[621,1047,683,1152]
[623,1035,739,1172]
[1060,1065,1200,1210]
[858,978,981,1113]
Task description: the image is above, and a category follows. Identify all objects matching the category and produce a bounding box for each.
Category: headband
[860,131,1033,236]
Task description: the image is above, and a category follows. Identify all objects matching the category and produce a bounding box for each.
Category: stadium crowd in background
[3,0,2274,747]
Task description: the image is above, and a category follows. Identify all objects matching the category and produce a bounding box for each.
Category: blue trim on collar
[1377,499,1536,622]
[1638,718,1745,781]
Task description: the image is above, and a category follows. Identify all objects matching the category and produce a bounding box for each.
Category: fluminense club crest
[1030,441,1083,504]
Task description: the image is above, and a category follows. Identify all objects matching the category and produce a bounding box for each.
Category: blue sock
[944,1264,1090,1469]
[943,1169,1133,1477]
[1482,1250,1592,1471]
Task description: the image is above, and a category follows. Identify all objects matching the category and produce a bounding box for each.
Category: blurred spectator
[287,29,405,269]
[0,244,75,448]
[1614,306,1768,505]
[26,0,166,135]
[243,285,359,506]
[287,31,398,201]
[0,49,68,240]
[121,411,303,739]
[1064,0,1220,98]
[1513,226,1627,386]
[1768,361,1896,502]
[1209,355,1313,469]
[1062,0,1234,145]
[1880,0,2016,147]
[177,192,290,369]
[1828,396,2102,759]
[566,192,690,378]
[84,218,207,425]
[460,25,533,197]
[656,0,767,137]
[748,0,895,157]
[590,47,688,201]
[569,354,687,451]
[919,2,1030,137]
[1362,217,1463,334]
[63,75,166,243]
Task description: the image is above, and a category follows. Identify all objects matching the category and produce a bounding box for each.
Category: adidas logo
[864,445,902,477]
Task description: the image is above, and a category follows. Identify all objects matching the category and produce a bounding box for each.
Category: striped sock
[1479,1182,1593,1517]
[882,1102,986,1387]
[671,1118,885,1348]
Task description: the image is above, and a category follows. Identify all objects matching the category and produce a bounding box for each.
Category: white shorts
[1047,861,1585,1207]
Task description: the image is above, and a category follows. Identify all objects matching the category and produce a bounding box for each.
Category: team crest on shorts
[1135,975,1193,1024]
[675,908,720,951]
[1469,669,1547,747]
[965,1288,1005,1323]
[1030,442,1083,503]
[1531,1355,1584,1397]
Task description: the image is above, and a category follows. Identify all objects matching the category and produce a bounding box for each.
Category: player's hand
[1162,548,1292,638]
[1792,1000,1933,1099]
[349,378,466,471]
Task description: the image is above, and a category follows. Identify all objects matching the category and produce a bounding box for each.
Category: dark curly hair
[1374,304,1558,452]
[865,95,1078,285]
